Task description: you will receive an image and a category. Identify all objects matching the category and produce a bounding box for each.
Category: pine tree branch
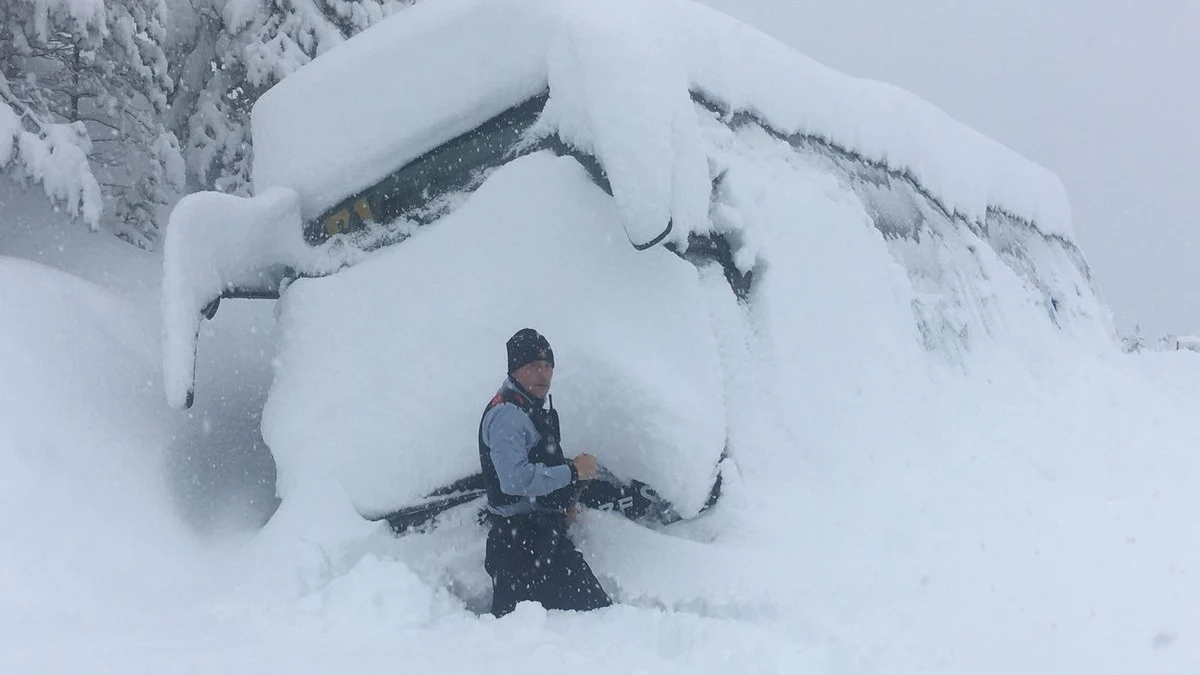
[22,42,76,58]
[0,77,46,132]
[74,116,121,133]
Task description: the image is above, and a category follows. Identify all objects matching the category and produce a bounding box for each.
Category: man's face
[513,360,554,399]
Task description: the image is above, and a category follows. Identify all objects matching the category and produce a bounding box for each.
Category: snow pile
[699,117,1108,367]
[709,125,928,423]
[263,153,725,516]
[0,180,161,291]
[0,257,192,624]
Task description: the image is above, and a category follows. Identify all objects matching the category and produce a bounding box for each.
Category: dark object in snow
[370,464,723,535]
[372,473,486,533]
[477,360,608,616]
[485,510,611,617]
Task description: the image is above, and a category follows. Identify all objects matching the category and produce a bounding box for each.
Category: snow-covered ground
[6,162,1200,675]
[3,1,1200,674]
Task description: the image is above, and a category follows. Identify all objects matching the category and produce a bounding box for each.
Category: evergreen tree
[2,0,420,246]
[0,0,184,246]
[170,0,413,198]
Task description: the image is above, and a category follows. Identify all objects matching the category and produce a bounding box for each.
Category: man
[478,328,612,617]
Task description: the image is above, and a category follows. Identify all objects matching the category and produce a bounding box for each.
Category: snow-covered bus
[163,0,1098,539]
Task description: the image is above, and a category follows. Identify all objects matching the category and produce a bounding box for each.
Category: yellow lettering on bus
[353,198,374,224]
[325,208,350,235]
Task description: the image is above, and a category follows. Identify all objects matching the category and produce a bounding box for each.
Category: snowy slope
[0,256,191,626]
[6,211,1200,675]
[0,181,161,293]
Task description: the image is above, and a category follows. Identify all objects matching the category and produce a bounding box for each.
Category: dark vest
[478,386,575,513]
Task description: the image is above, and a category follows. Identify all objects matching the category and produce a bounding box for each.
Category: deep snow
[3,1,1200,674]
[6,157,1200,675]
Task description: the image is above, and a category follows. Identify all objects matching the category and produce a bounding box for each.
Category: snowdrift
[0,257,192,626]
[137,1,1200,674]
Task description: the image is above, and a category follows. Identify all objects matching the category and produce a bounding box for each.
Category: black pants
[484,512,612,617]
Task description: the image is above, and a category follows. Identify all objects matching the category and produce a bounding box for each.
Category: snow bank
[161,186,314,408]
[712,125,929,430]
[251,0,1072,250]
[628,116,1198,674]
[0,257,192,621]
[262,152,726,516]
[0,180,160,291]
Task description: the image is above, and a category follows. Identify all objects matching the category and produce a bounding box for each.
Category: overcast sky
[700,0,1199,337]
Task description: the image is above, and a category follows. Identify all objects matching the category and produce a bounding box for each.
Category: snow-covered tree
[167,5,257,196]
[0,0,185,246]
[168,0,414,197]
[2,0,420,246]
[1120,325,1147,353]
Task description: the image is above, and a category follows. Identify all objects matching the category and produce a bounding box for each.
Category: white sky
[700,0,1200,336]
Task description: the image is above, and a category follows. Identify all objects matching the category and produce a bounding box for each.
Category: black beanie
[507,328,554,374]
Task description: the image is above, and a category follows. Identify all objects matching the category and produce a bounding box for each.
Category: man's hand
[572,453,599,480]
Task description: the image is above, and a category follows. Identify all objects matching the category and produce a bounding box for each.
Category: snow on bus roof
[251,0,1073,244]
[250,0,551,224]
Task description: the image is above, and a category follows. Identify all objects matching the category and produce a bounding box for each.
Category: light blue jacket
[481,378,574,516]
